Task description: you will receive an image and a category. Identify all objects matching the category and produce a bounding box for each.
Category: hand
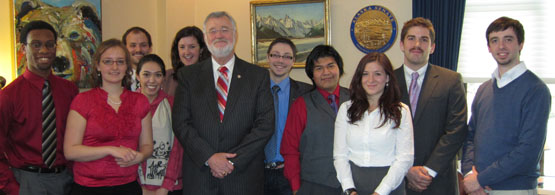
[468,187,487,195]
[293,190,297,195]
[207,153,236,179]
[155,187,169,195]
[116,152,144,167]
[110,145,137,162]
[406,166,432,191]
[463,166,483,194]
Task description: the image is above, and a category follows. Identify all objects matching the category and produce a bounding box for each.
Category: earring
[386,82,389,87]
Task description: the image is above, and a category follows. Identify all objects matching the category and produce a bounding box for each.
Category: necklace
[107,96,122,105]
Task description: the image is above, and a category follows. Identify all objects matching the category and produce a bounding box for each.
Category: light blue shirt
[264,77,291,163]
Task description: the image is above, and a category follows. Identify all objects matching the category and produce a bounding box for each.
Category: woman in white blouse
[334,52,414,195]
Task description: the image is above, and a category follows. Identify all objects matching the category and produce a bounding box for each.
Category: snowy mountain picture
[251,0,328,66]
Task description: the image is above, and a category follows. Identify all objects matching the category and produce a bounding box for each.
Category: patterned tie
[216,66,229,121]
[409,72,420,117]
[42,80,57,168]
[328,94,338,114]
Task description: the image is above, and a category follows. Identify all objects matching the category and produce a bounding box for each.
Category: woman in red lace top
[64,39,153,195]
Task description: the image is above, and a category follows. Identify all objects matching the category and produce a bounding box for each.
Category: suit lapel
[414,65,440,123]
[289,79,300,110]
[200,60,220,120]
[395,67,410,107]
[222,58,245,119]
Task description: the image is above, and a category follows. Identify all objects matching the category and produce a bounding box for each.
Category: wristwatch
[344,188,356,195]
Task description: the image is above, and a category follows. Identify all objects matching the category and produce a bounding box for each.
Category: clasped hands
[111,145,142,167]
[463,166,491,195]
[207,153,237,179]
[406,166,433,192]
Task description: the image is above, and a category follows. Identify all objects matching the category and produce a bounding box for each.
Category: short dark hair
[267,37,297,58]
[170,26,210,76]
[305,45,344,86]
[91,39,132,89]
[486,16,525,46]
[348,52,401,127]
[0,75,6,88]
[400,17,435,44]
[122,26,152,47]
[19,20,57,44]
[137,54,167,77]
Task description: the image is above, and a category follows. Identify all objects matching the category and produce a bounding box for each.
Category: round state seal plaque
[350,5,397,53]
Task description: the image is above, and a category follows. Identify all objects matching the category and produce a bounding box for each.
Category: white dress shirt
[334,101,414,195]
[212,55,236,88]
[492,61,527,88]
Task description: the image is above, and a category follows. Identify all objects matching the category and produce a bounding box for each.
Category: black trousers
[70,181,142,195]
[264,168,293,195]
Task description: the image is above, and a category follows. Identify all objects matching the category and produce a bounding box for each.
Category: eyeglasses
[101,59,126,65]
[269,54,294,61]
[208,27,232,35]
[28,41,56,50]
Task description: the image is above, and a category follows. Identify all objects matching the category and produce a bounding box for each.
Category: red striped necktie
[216,66,229,121]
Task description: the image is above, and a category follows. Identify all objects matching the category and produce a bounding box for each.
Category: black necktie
[42,80,57,168]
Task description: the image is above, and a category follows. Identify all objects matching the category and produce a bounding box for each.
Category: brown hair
[400,17,435,44]
[348,52,402,128]
[91,39,132,89]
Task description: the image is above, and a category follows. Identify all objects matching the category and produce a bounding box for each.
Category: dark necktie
[42,80,57,168]
[328,94,338,114]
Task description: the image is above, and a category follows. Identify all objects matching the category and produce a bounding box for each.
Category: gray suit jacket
[395,64,468,195]
[173,56,274,195]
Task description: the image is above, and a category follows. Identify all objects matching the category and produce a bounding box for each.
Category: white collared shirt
[403,64,428,93]
[212,55,236,88]
[492,61,527,88]
[334,101,414,195]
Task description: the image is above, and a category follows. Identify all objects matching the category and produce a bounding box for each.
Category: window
[458,0,555,177]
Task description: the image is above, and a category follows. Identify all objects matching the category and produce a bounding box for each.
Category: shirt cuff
[339,177,355,191]
[424,166,437,178]
[464,170,474,177]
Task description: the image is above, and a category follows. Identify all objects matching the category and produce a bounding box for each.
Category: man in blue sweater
[462,16,551,195]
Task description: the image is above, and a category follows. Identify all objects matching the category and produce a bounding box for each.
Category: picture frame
[250,0,330,68]
[13,0,102,88]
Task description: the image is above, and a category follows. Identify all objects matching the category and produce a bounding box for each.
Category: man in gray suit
[172,11,274,195]
[394,17,468,195]
[264,37,311,195]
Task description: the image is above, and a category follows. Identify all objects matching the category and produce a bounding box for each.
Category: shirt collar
[212,55,236,75]
[403,63,428,79]
[271,77,290,90]
[316,84,340,99]
[492,61,527,88]
[23,68,52,90]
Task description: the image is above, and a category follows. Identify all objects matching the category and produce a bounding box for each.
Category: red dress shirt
[138,90,183,191]
[0,69,78,194]
[280,85,340,191]
[70,88,149,187]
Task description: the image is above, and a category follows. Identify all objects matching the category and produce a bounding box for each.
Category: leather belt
[265,162,284,169]
[20,165,65,173]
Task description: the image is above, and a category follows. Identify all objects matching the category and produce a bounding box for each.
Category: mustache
[409,47,423,52]
[211,38,229,44]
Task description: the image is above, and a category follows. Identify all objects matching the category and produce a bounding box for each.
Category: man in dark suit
[263,37,311,195]
[394,17,468,195]
[172,11,274,195]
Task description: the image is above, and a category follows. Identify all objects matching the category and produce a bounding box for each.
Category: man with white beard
[172,11,275,195]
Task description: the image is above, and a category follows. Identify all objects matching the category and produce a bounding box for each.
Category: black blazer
[395,64,468,195]
[173,57,275,195]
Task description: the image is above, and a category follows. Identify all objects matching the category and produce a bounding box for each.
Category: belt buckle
[265,162,283,169]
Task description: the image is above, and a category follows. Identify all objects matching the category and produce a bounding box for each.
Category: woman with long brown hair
[334,52,414,195]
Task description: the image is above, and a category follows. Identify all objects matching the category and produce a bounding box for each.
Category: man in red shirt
[0,20,79,195]
[280,45,349,195]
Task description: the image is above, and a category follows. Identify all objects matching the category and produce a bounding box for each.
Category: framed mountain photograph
[250,0,330,68]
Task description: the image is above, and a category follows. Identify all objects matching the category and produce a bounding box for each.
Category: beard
[207,38,235,58]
